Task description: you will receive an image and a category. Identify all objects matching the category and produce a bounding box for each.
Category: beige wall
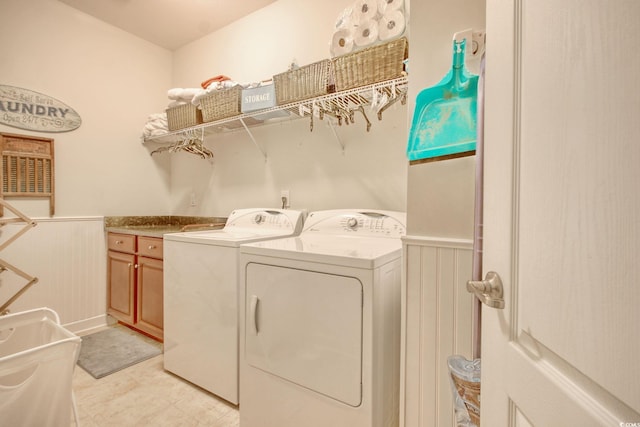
[0,0,173,217]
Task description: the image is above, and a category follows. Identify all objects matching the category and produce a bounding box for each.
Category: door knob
[467,271,505,309]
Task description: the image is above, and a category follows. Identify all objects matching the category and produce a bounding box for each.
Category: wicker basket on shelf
[200,85,242,123]
[273,59,333,105]
[332,37,408,92]
[166,104,203,131]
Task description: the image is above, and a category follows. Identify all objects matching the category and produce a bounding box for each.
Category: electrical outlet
[280,190,290,208]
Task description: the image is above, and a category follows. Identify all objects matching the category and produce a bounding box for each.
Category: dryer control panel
[303,209,406,238]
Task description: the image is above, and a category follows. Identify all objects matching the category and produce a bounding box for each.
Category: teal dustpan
[407,39,479,162]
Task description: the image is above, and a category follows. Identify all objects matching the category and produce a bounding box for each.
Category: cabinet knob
[116,240,123,244]
[148,245,156,250]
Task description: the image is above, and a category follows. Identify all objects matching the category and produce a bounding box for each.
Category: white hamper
[0,307,81,426]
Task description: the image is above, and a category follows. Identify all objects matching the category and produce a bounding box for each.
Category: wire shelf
[143,76,408,145]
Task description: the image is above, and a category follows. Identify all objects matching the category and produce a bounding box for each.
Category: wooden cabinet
[107,232,163,341]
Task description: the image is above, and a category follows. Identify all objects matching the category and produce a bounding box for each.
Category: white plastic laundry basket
[0,307,81,426]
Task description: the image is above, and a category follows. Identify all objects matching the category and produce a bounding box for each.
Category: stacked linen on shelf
[142,76,260,139]
[141,112,169,139]
[143,86,206,136]
[330,0,406,57]
[166,79,245,108]
[167,87,202,107]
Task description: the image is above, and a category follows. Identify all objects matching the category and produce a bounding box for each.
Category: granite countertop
[105,216,226,238]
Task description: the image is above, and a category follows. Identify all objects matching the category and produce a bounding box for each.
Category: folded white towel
[142,112,169,138]
[147,113,167,121]
[168,100,190,108]
[181,88,201,99]
[192,91,208,107]
[143,126,169,138]
[167,88,183,100]
[167,87,203,103]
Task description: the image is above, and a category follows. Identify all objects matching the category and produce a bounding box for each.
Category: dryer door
[245,263,363,406]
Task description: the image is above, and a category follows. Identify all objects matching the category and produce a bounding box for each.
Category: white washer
[163,208,304,405]
[239,209,406,427]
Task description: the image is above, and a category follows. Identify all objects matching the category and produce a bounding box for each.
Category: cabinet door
[107,250,136,324]
[136,256,163,340]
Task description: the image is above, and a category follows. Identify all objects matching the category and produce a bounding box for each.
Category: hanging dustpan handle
[452,28,486,66]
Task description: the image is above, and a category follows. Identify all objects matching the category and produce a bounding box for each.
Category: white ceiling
[57,0,277,51]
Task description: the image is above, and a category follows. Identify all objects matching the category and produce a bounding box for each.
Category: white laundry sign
[0,85,81,133]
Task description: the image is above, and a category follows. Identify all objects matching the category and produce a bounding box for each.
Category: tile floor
[72,347,239,426]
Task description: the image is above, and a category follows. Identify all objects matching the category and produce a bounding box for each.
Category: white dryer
[163,208,304,405]
[239,209,406,427]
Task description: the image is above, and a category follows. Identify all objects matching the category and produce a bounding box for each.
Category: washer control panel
[224,208,303,231]
[303,210,406,238]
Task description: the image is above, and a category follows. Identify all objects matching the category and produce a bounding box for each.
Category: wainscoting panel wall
[401,236,475,427]
[0,217,106,332]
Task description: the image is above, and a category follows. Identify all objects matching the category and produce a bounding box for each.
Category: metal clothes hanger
[151,128,213,159]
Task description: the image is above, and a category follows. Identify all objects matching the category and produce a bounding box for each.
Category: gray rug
[77,325,162,379]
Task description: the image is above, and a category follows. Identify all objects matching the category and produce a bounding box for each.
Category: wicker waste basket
[448,355,481,427]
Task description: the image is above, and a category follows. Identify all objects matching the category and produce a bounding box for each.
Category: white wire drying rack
[143,76,408,159]
[0,199,38,315]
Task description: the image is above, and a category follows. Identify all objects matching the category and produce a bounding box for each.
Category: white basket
[0,307,81,427]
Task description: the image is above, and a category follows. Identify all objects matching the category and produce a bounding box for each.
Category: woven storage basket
[200,85,242,123]
[166,104,203,131]
[332,37,408,92]
[273,59,333,105]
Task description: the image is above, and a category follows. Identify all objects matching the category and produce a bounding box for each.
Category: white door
[481,0,640,425]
